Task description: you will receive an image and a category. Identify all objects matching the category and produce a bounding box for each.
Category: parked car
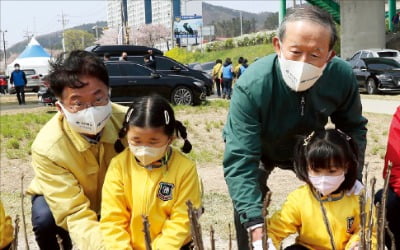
[348,48,400,67]
[8,69,42,94]
[105,61,206,105]
[351,57,400,94]
[85,44,163,57]
[110,55,214,96]
[188,61,214,77]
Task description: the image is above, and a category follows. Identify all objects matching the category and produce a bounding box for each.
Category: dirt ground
[0,94,393,250]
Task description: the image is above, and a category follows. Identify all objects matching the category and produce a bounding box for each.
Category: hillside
[6,21,107,56]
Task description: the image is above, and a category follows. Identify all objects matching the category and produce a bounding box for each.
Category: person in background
[119,52,128,61]
[267,129,375,250]
[144,54,156,70]
[391,12,400,32]
[26,50,127,250]
[374,106,400,250]
[10,63,27,105]
[0,200,14,250]
[222,6,367,250]
[211,59,223,98]
[103,53,111,62]
[100,95,202,250]
[222,57,234,99]
[0,75,8,95]
[237,59,248,79]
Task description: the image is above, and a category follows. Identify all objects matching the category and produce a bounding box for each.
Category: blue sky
[0,1,291,47]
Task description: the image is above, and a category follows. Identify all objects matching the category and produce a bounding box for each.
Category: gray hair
[278,6,338,50]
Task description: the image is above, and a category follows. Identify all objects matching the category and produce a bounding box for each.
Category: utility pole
[240,11,243,36]
[170,0,175,48]
[0,30,7,72]
[23,28,32,44]
[58,11,68,52]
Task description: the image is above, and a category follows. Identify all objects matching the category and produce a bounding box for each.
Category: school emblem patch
[157,182,175,201]
[346,216,355,233]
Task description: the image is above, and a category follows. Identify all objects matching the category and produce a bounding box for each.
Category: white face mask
[278,48,329,92]
[15,67,20,70]
[309,173,345,196]
[58,101,112,135]
[129,143,169,166]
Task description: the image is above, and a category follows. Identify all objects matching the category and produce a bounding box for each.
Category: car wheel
[171,86,193,105]
[366,78,378,95]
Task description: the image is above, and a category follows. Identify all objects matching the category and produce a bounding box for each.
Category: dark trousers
[222,78,232,98]
[31,195,72,250]
[375,187,400,250]
[15,86,25,104]
[214,78,222,97]
[234,160,293,250]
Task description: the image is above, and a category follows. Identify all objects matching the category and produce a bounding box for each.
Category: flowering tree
[96,27,119,45]
[131,24,170,47]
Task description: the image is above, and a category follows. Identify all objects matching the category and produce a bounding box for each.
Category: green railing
[306,0,340,24]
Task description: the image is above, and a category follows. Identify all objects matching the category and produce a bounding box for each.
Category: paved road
[361,98,399,115]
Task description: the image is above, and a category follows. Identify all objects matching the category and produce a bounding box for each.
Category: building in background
[106,0,203,48]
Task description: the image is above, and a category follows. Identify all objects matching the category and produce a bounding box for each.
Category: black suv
[86,45,213,95]
[105,61,206,105]
[85,44,163,57]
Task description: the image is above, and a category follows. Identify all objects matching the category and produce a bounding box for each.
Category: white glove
[251,239,277,250]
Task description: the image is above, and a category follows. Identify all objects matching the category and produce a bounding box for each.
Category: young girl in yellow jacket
[100,95,202,250]
[267,129,376,250]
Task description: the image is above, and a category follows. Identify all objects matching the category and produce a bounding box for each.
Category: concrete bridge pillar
[340,0,386,59]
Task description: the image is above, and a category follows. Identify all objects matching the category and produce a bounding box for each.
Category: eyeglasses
[62,96,110,112]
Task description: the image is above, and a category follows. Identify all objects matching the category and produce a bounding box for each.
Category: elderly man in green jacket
[27,50,127,250]
[223,6,368,250]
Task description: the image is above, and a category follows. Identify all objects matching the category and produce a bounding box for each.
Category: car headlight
[202,73,212,80]
[376,74,392,81]
[193,81,204,88]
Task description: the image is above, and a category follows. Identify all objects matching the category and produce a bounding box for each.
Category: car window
[156,57,183,71]
[106,64,121,76]
[127,56,145,64]
[22,69,36,76]
[367,60,400,70]
[360,51,369,58]
[350,52,361,61]
[120,63,151,76]
[355,60,366,69]
[377,51,399,58]
[365,52,373,58]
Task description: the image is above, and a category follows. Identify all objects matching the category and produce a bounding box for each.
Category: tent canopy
[7,37,51,76]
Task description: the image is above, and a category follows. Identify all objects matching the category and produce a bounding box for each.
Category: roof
[18,37,50,59]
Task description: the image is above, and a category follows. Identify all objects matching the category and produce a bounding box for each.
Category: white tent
[7,37,52,76]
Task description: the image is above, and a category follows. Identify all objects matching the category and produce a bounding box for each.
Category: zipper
[300,95,305,116]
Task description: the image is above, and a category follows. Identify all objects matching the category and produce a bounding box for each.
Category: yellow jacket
[212,63,223,79]
[267,184,377,250]
[100,147,202,250]
[234,63,242,77]
[27,103,127,250]
[0,200,13,249]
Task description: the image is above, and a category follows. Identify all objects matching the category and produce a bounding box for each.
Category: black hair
[294,129,359,192]
[216,59,222,64]
[225,58,232,65]
[104,52,110,58]
[238,56,244,64]
[48,50,109,98]
[14,63,20,67]
[114,95,192,154]
[278,5,338,51]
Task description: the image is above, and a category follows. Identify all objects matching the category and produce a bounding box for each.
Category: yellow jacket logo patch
[158,182,175,201]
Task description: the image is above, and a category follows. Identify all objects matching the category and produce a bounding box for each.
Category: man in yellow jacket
[26,50,127,250]
[0,200,14,250]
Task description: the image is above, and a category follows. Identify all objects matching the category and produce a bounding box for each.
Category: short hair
[294,129,359,192]
[104,52,110,58]
[238,56,244,64]
[14,63,20,67]
[216,59,222,64]
[225,58,232,64]
[114,95,192,154]
[48,50,109,98]
[278,5,338,51]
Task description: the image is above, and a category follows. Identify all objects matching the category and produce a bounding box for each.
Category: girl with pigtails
[100,95,202,250]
